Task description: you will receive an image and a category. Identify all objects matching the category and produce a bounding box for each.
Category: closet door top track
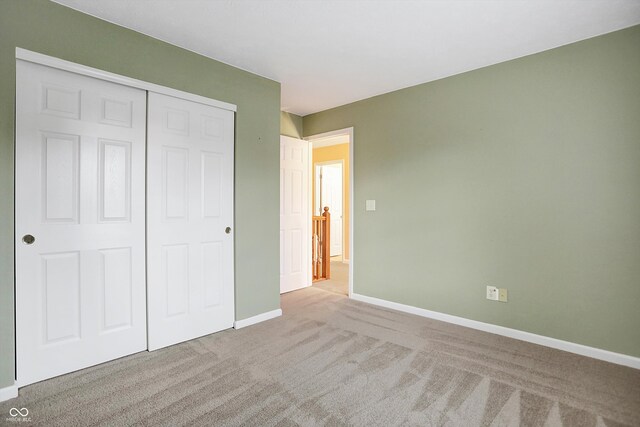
[16,48,237,112]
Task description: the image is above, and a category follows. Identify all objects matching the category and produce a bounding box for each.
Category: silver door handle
[22,234,35,245]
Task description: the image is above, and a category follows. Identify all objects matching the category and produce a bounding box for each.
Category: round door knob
[22,234,35,245]
[225,227,232,234]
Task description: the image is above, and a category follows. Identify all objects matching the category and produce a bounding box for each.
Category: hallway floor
[312,257,348,295]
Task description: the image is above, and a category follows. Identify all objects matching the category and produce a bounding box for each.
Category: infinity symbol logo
[9,407,29,417]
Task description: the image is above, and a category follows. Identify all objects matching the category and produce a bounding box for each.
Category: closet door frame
[13,48,237,386]
[16,49,237,113]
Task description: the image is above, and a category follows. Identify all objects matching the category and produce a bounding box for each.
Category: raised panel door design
[163,147,189,220]
[41,83,81,119]
[100,247,132,331]
[279,136,310,294]
[42,252,81,344]
[291,147,303,163]
[201,152,222,218]
[16,60,147,386]
[163,244,189,317]
[147,92,234,351]
[99,139,131,222]
[291,170,303,214]
[280,229,285,276]
[202,115,224,141]
[201,242,223,309]
[43,132,79,223]
[165,109,189,135]
[290,229,302,274]
[100,98,133,128]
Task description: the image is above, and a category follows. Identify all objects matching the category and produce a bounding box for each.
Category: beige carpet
[2,287,639,426]
[313,261,349,295]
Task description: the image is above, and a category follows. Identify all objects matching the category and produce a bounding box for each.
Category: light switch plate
[366,200,376,211]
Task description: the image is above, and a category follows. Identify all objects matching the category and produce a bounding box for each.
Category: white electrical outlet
[498,288,508,302]
[486,286,498,301]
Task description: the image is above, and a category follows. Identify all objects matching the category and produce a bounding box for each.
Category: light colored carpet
[313,261,348,295]
[1,287,639,426]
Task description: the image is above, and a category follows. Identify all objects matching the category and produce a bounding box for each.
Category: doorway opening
[307,128,353,297]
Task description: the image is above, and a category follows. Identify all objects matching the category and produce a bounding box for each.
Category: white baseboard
[234,309,282,329]
[351,293,640,370]
[0,384,18,402]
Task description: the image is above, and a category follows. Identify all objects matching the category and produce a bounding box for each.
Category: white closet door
[280,136,310,293]
[15,60,147,386]
[147,92,234,351]
[321,163,343,257]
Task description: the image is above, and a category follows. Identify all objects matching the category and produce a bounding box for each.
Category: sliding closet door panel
[147,92,234,351]
[15,60,147,386]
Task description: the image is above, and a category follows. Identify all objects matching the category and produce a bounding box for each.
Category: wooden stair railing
[312,207,331,281]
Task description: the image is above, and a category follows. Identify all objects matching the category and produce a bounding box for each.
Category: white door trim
[306,127,354,297]
[15,48,237,112]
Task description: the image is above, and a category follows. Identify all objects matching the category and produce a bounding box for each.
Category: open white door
[320,163,343,257]
[15,61,147,385]
[280,136,310,293]
[147,92,235,351]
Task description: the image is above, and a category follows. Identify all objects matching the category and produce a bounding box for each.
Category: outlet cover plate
[498,288,508,302]
[486,286,498,301]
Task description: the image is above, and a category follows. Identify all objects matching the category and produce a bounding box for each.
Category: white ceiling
[53,0,640,116]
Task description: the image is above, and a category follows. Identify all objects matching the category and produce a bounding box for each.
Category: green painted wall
[280,111,304,138]
[304,25,640,357]
[0,0,281,388]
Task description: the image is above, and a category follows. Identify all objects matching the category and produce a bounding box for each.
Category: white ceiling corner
[52,0,640,116]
